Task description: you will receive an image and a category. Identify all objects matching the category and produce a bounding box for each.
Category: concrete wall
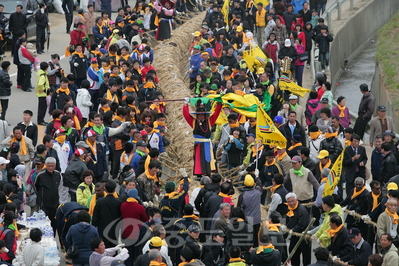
[330,0,399,91]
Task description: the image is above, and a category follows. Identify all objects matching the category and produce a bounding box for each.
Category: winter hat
[127,189,139,199]
[165,181,176,193]
[180,247,194,261]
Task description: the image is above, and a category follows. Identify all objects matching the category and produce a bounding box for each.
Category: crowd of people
[0,0,397,266]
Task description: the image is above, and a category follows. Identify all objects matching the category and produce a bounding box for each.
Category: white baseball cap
[284,39,291,47]
[0,157,10,165]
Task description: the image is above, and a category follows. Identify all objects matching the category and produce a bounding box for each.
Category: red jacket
[141,65,158,83]
[20,46,34,62]
[120,201,148,239]
[70,30,86,52]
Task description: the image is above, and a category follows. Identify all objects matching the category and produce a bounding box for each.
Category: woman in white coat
[76,79,93,126]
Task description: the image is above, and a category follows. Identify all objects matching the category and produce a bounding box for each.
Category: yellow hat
[149,237,164,248]
[387,182,398,191]
[194,31,201,37]
[244,174,255,187]
[276,146,285,150]
[236,26,243,32]
[257,67,265,75]
[317,150,329,159]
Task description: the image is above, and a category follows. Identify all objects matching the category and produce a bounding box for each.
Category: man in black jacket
[339,228,371,266]
[34,157,61,235]
[9,5,26,56]
[319,127,343,164]
[17,110,38,147]
[308,247,330,266]
[43,134,61,172]
[380,142,398,184]
[343,134,367,195]
[35,3,48,54]
[251,234,281,266]
[194,174,221,218]
[92,180,121,248]
[326,215,352,258]
[282,111,306,149]
[286,192,311,266]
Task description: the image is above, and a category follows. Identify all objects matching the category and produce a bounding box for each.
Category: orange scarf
[325,131,338,139]
[229,121,240,128]
[319,160,331,173]
[286,201,298,217]
[72,51,84,58]
[145,169,158,182]
[309,130,321,140]
[288,142,302,151]
[320,177,328,184]
[277,152,287,161]
[11,136,27,155]
[121,152,134,164]
[165,192,178,198]
[126,197,138,203]
[78,14,86,22]
[229,258,245,263]
[96,23,103,34]
[72,115,81,130]
[101,106,111,113]
[102,65,111,72]
[218,192,232,199]
[144,82,155,89]
[270,184,281,195]
[106,90,119,103]
[337,105,346,117]
[57,87,70,95]
[385,209,399,224]
[351,186,366,199]
[150,261,167,266]
[265,221,281,232]
[110,73,119,77]
[327,224,343,237]
[134,67,142,75]
[86,139,97,156]
[178,260,194,266]
[114,115,125,123]
[372,193,380,211]
[252,145,264,157]
[256,244,275,254]
[345,139,352,147]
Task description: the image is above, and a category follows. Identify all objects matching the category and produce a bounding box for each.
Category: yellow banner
[243,44,268,72]
[322,148,345,197]
[221,0,230,28]
[255,106,287,147]
[278,77,312,98]
[206,93,259,118]
[253,0,270,8]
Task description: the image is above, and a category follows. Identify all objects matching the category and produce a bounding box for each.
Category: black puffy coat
[319,137,343,164]
[0,69,12,96]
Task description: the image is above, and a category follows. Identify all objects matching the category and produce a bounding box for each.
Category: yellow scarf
[325,131,338,139]
[351,186,366,199]
[86,139,97,156]
[288,142,302,151]
[165,192,178,198]
[121,152,134,164]
[256,244,275,254]
[277,152,287,161]
[229,121,240,128]
[102,65,111,72]
[229,258,245,263]
[309,130,321,140]
[134,67,142,75]
[124,86,136,93]
[126,197,138,203]
[150,261,167,266]
[114,115,125,123]
[106,90,119,103]
[150,104,161,113]
[246,0,253,9]
[84,121,95,128]
[319,160,331,173]
[91,63,99,72]
[117,54,130,62]
[101,106,111,113]
[55,135,66,144]
[72,115,81,130]
[11,136,26,155]
[101,18,110,27]
[78,14,86,22]
[91,50,103,57]
[144,82,155,89]
[144,155,151,172]
[88,193,100,215]
[265,159,276,167]
[145,169,158,182]
[327,224,343,237]
[110,73,119,77]
[57,87,70,95]
[372,193,380,211]
[72,51,84,58]
[337,105,346,117]
[345,139,352,147]
[270,184,281,195]
[252,145,264,157]
[320,177,328,184]
[286,201,298,217]
[385,209,399,224]
[218,192,232,199]
[178,260,194,266]
[265,221,281,232]
[96,23,103,34]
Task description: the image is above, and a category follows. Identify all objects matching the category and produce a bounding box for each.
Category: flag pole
[255,139,259,177]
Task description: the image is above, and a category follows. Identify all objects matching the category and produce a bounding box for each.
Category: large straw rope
[152,12,206,182]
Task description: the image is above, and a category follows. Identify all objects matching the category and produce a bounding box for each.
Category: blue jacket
[93,24,110,45]
[292,0,306,14]
[189,53,203,78]
[130,151,144,173]
[66,222,99,265]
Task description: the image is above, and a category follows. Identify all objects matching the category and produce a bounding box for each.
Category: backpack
[203,189,218,207]
[0,227,16,261]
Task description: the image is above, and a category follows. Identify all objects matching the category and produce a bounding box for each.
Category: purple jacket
[331,105,351,128]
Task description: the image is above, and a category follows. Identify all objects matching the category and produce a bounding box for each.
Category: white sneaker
[322,69,325,73]
[326,66,330,71]
[306,65,310,69]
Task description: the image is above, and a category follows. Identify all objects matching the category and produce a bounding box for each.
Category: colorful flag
[206,93,259,117]
[322,148,345,197]
[243,44,268,72]
[256,106,286,147]
[278,75,312,98]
